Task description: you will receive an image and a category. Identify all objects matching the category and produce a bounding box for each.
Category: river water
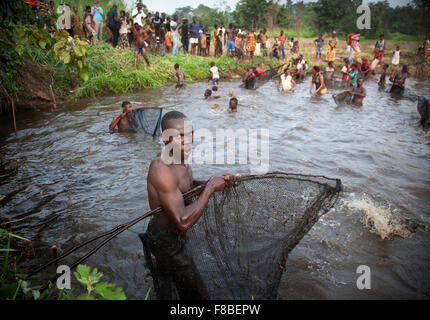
[0,76,429,299]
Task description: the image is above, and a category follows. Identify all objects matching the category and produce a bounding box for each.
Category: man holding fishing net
[141,111,235,300]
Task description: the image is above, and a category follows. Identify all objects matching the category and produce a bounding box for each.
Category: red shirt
[347,33,354,46]
[277,34,286,45]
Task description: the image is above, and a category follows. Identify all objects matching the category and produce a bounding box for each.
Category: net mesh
[332,90,351,106]
[131,107,163,136]
[145,173,341,300]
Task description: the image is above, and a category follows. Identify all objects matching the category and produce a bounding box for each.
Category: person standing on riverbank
[134,25,150,70]
[132,3,145,27]
[314,34,324,60]
[277,30,286,59]
[107,5,119,48]
[170,17,179,56]
[91,1,104,43]
[179,19,189,54]
[119,10,130,49]
[189,17,199,55]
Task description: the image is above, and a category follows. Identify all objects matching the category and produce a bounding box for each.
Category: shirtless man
[133,25,150,70]
[143,111,233,300]
[109,101,138,132]
[167,63,185,88]
[228,98,238,113]
[225,24,235,57]
[347,78,366,106]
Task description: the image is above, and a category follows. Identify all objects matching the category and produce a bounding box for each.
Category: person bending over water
[389,65,409,95]
[347,78,366,106]
[310,66,327,95]
[167,63,185,88]
[142,111,233,300]
[109,101,138,132]
[133,25,150,70]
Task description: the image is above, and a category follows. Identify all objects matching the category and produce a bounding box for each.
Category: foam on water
[345,194,426,240]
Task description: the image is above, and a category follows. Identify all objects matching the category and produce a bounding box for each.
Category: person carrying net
[141,111,235,300]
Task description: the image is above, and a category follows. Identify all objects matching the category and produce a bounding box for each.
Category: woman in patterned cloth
[247,27,257,59]
[118,10,130,48]
[71,7,83,39]
[326,32,337,62]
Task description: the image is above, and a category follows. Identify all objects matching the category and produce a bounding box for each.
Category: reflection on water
[0,76,429,299]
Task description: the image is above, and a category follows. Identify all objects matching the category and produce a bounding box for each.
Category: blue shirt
[91,6,103,22]
[198,27,204,34]
[189,22,198,38]
[107,9,117,27]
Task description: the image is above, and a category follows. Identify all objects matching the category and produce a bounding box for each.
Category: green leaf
[38,40,47,49]
[60,50,71,65]
[73,45,83,57]
[32,290,40,300]
[77,60,83,70]
[53,38,67,54]
[94,282,126,300]
[79,66,89,82]
[76,293,96,300]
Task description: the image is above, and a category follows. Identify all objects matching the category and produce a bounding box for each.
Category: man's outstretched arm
[149,163,229,232]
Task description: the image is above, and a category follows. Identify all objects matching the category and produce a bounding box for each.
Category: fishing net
[417,96,429,132]
[243,64,286,90]
[143,172,342,300]
[130,107,163,136]
[332,90,351,106]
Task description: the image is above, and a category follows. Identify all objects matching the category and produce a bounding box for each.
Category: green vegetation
[74,44,279,98]
[61,264,126,300]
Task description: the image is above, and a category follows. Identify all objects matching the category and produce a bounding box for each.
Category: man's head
[383,63,389,70]
[204,89,212,97]
[122,101,132,114]
[137,3,142,10]
[212,86,218,92]
[74,7,78,13]
[229,98,238,110]
[284,68,289,75]
[319,34,322,38]
[94,0,99,6]
[193,17,197,23]
[173,15,178,21]
[161,111,192,160]
[120,10,125,16]
[174,63,180,70]
[162,12,166,18]
[379,34,384,40]
[229,23,234,29]
[280,30,284,35]
[312,66,320,74]
[357,78,363,87]
[328,61,334,67]
[155,11,159,17]
[210,62,215,67]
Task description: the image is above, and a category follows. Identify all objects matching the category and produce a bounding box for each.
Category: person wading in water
[141,111,234,300]
[109,101,138,132]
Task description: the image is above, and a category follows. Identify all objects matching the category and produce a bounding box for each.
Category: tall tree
[234,0,269,29]
[313,0,348,33]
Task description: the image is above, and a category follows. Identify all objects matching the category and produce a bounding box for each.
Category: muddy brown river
[0,76,429,299]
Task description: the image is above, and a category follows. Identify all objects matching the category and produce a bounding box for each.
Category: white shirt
[63,5,71,29]
[210,66,220,79]
[281,74,292,91]
[132,8,145,26]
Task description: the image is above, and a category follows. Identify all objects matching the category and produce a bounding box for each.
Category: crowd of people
[27,1,429,106]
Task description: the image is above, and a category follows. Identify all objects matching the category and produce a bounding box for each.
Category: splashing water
[346,195,426,240]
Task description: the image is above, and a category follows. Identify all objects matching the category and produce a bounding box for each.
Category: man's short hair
[174,63,179,69]
[212,86,218,91]
[230,98,238,105]
[161,111,187,131]
[122,101,131,108]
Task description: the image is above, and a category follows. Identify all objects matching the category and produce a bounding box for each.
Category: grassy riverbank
[73,44,279,99]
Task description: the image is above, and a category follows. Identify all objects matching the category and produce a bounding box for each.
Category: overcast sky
[124,0,414,14]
